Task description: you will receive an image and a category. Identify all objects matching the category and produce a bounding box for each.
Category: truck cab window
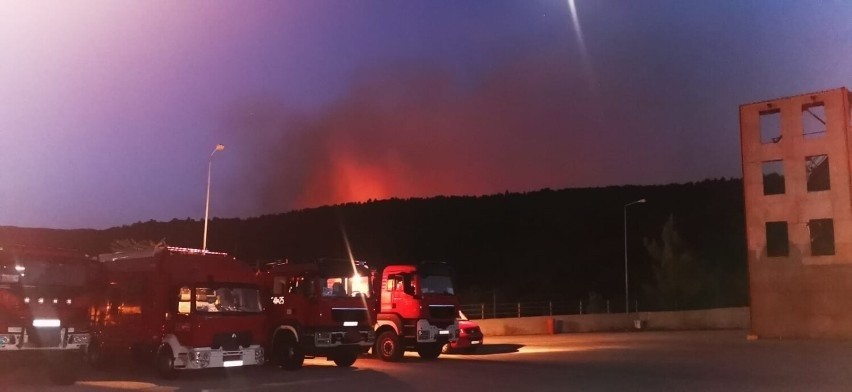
[402,274,416,296]
[196,288,219,312]
[178,286,191,314]
[420,275,454,295]
[320,276,368,297]
[194,286,263,313]
[288,277,306,295]
[322,278,344,297]
[107,286,122,316]
[351,274,369,297]
[272,277,287,295]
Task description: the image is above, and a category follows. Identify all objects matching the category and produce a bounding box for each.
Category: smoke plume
[220,55,608,217]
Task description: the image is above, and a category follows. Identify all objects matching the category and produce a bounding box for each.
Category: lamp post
[202,144,225,251]
[623,198,646,314]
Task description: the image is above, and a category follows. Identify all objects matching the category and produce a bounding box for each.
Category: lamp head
[210,144,225,157]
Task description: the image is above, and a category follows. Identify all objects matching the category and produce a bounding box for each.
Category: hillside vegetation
[0,178,746,310]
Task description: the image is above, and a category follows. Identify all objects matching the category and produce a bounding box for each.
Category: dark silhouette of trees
[0,178,747,310]
[643,215,708,310]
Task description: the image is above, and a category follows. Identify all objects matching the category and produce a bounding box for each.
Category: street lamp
[623,198,646,314]
[202,144,225,251]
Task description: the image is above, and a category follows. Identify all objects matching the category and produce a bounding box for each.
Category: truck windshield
[7,261,88,288]
[420,275,455,295]
[194,286,263,313]
[320,275,370,298]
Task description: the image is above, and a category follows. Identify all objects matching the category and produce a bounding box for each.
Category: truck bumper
[312,329,375,348]
[175,345,265,369]
[0,329,89,352]
[415,319,459,343]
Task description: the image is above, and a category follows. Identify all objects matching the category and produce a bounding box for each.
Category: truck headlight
[255,347,265,364]
[316,332,332,345]
[69,334,90,345]
[190,351,210,368]
[0,335,11,344]
[418,330,431,340]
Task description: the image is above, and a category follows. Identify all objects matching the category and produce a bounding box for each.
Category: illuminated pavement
[4,330,852,391]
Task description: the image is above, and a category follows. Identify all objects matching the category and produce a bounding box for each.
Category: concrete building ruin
[740,87,852,338]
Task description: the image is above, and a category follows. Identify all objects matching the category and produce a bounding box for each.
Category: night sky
[2,1,851,229]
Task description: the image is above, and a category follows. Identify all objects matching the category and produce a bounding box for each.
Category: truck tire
[49,352,81,385]
[416,342,442,360]
[376,331,403,362]
[87,340,109,369]
[275,333,304,370]
[332,347,358,367]
[156,346,179,380]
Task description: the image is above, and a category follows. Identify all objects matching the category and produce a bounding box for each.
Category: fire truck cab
[0,245,97,384]
[90,246,266,379]
[372,262,459,361]
[258,258,374,370]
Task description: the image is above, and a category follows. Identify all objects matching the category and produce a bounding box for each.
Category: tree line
[0,178,747,311]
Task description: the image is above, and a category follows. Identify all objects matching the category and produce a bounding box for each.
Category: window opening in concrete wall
[762,160,785,195]
[808,218,835,256]
[759,109,782,144]
[802,103,826,139]
[765,221,789,257]
[805,155,830,192]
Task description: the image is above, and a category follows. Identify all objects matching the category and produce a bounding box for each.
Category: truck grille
[28,327,61,348]
[212,331,252,351]
[431,320,455,329]
[331,308,368,323]
[428,305,456,320]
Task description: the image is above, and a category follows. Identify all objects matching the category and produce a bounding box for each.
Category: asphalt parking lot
[3,330,852,392]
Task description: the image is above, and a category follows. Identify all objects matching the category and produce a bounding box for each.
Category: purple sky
[2,1,852,229]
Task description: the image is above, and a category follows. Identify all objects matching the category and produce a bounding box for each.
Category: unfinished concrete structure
[740,87,852,338]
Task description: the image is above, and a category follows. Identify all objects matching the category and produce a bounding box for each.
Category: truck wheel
[333,348,358,367]
[416,342,442,360]
[49,353,81,385]
[275,334,304,370]
[131,343,150,365]
[156,346,179,380]
[87,340,109,369]
[376,331,403,362]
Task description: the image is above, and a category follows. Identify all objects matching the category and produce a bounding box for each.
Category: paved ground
[3,330,852,391]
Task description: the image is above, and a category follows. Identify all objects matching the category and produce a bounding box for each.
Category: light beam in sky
[566,0,597,94]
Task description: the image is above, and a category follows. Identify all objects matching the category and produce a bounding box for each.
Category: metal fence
[459,299,638,320]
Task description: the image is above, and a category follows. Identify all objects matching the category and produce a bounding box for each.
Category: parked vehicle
[444,311,483,353]
[90,246,266,379]
[371,262,459,361]
[0,245,98,384]
[258,258,374,369]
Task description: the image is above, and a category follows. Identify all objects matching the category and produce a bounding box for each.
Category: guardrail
[460,299,638,320]
[459,301,580,319]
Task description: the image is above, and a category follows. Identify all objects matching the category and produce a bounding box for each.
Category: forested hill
[0,178,747,310]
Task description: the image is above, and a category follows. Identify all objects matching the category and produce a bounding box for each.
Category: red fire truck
[0,245,98,384]
[89,246,266,379]
[372,262,460,361]
[258,258,374,370]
